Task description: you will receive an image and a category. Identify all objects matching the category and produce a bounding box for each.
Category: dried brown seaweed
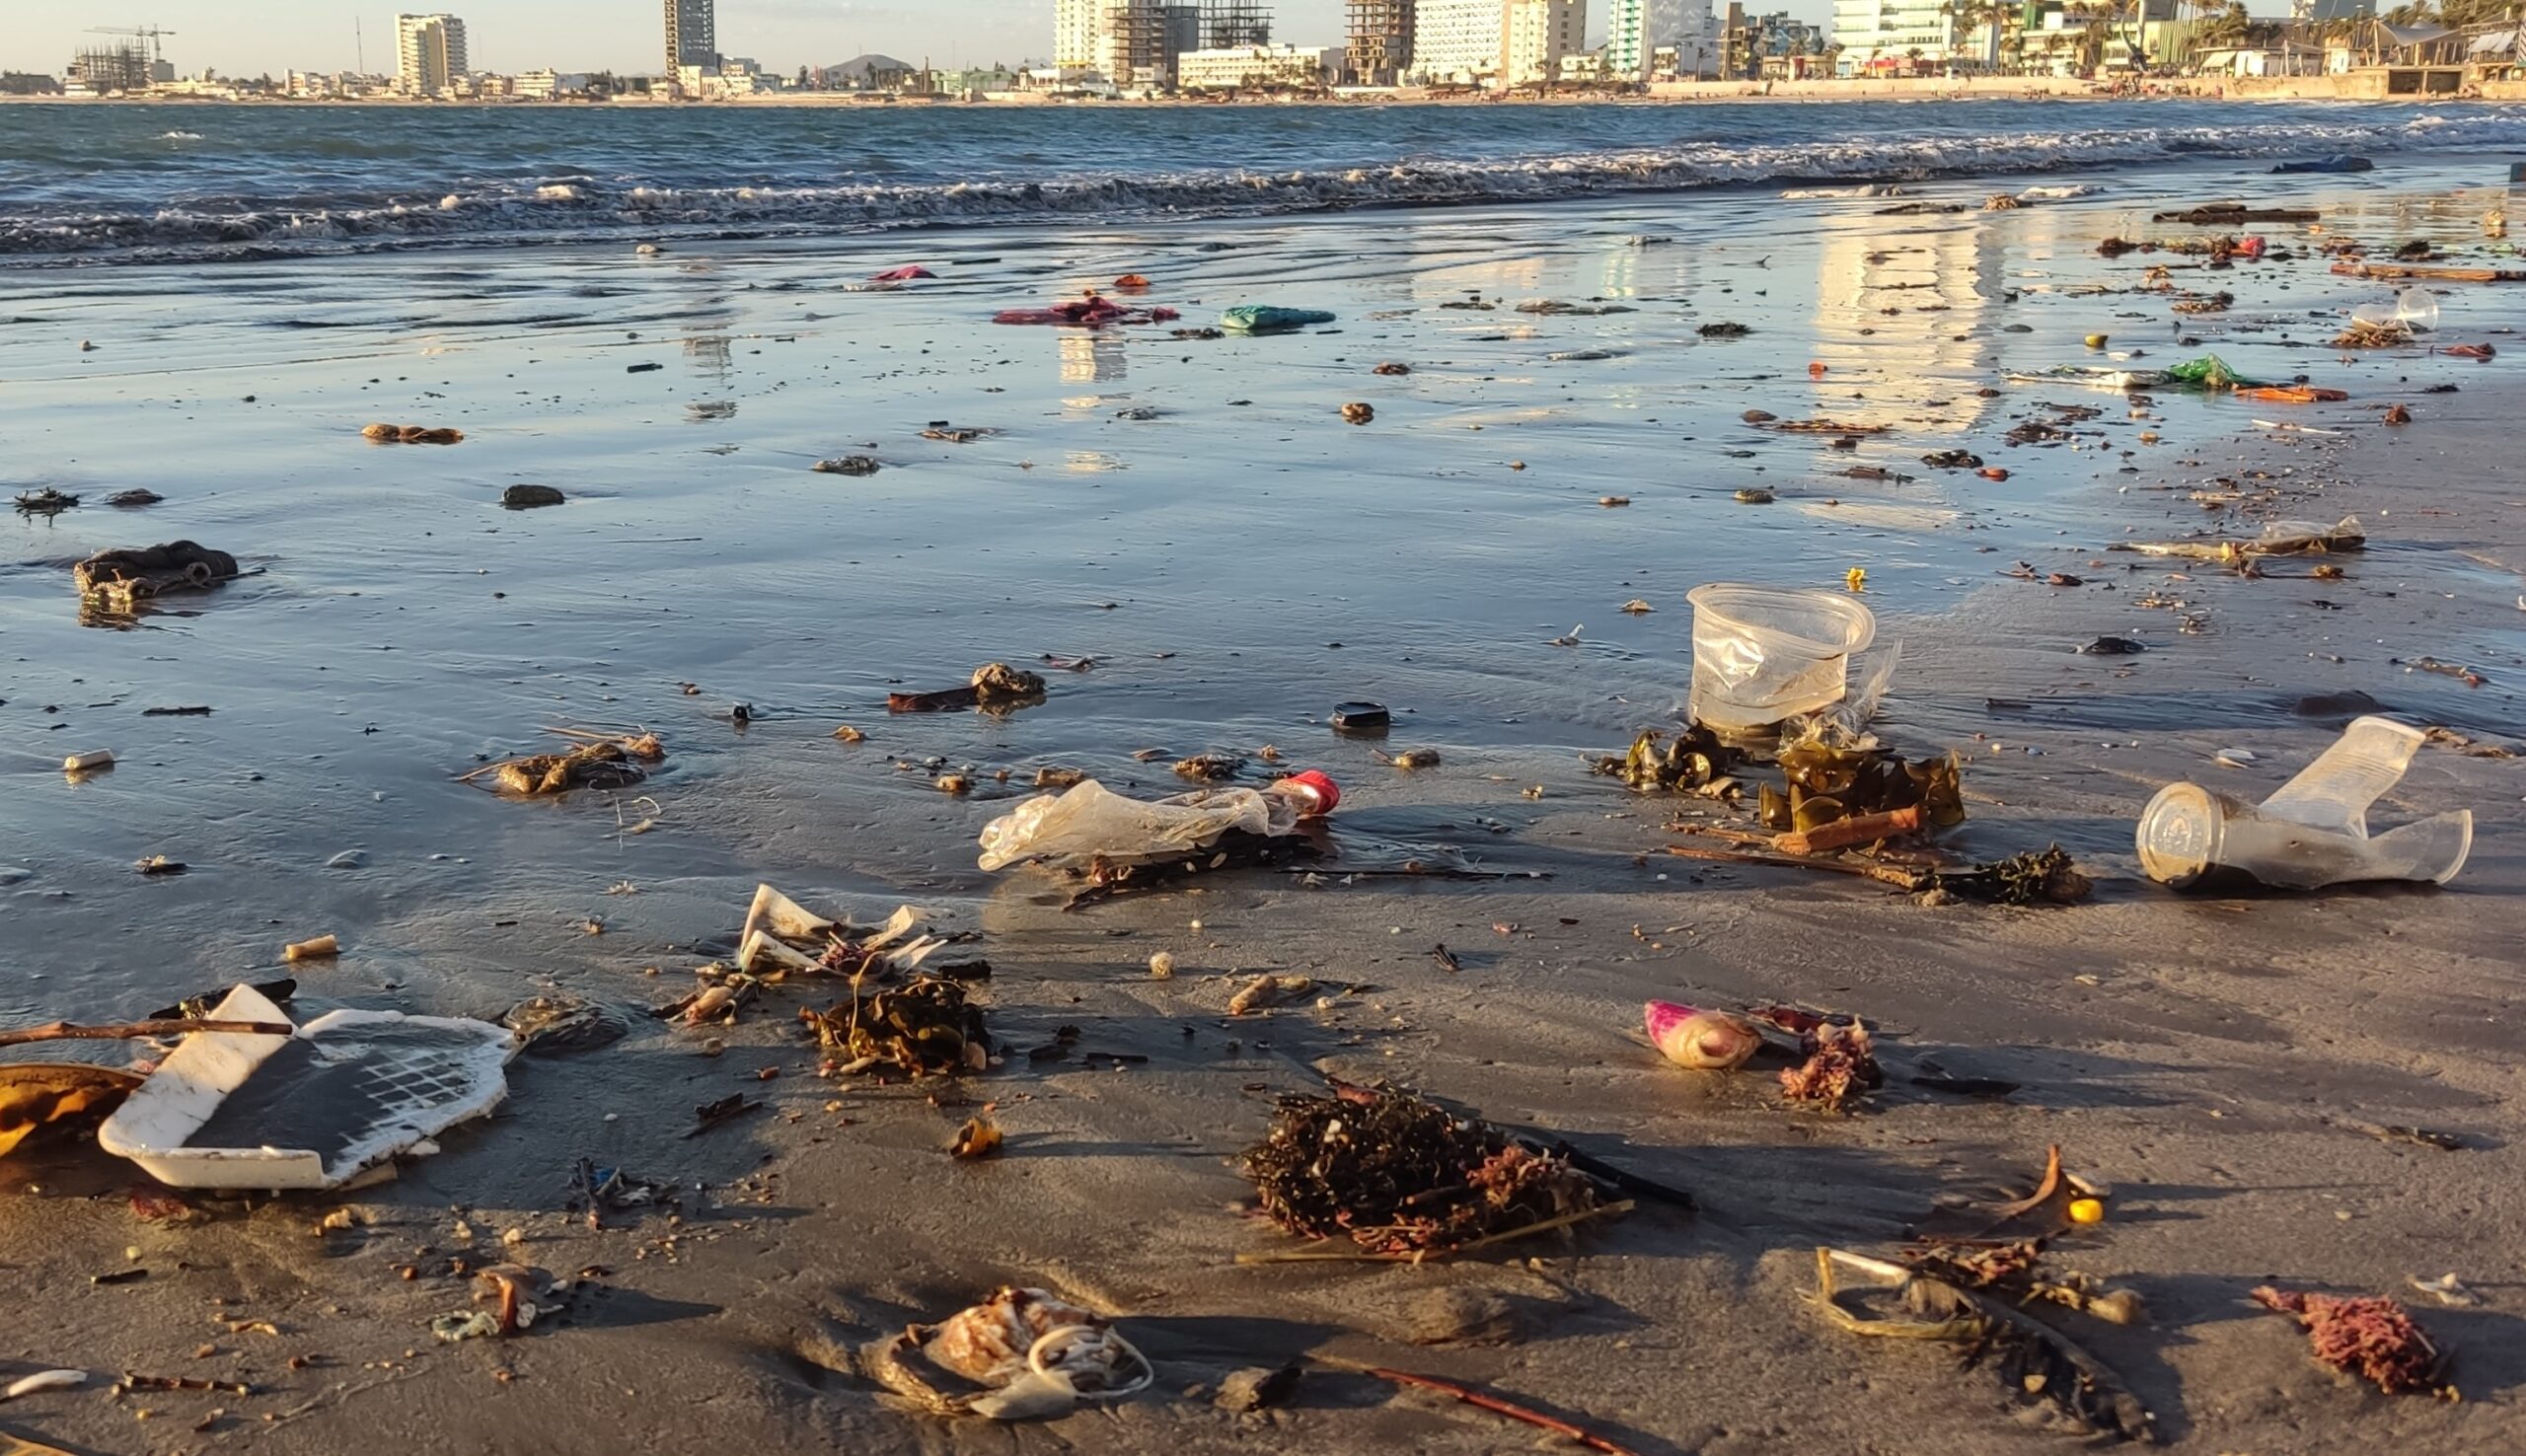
[2334,319,2414,349]
[803,976,993,1078]
[1591,727,1737,793]
[1905,1239,2148,1326]
[2251,1286,2450,1397]
[1935,845,2092,906]
[1815,1247,2156,1443]
[1239,1081,1606,1258]
[1760,743,1963,834]
[486,738,654,795]
[888,662,1048,714]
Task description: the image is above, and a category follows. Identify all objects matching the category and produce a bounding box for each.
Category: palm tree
[2209,0,2254,44]
[1941,0,2007,70]
[2073,8,2114,70]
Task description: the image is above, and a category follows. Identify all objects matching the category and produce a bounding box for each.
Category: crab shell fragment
[1644,1000,1763,1070]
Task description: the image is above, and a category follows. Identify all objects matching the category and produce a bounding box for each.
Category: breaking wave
[7,104,2523,265]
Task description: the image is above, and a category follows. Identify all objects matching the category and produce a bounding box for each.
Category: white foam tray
[97,983,517,1191]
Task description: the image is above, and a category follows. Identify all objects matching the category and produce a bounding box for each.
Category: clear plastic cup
[1686,585,1877,734]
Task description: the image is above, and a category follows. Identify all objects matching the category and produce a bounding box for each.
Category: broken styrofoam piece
[733,885,945,976]
[741,884,835,945]
[96,983,517,1191]
[737,929,822,976]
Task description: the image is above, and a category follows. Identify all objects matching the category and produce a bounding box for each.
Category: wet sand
[4,153,2524,1453]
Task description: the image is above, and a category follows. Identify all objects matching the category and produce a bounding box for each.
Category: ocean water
[3,101,2521,1032]
[4,99,2525,262]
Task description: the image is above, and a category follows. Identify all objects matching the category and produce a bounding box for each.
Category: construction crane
[86,26,179,63]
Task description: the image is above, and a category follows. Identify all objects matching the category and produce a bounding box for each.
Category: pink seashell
[1644,1000,1762,1070]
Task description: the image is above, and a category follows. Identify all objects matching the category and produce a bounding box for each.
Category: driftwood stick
[1355,1365,1644,1456]
[1232,1201,1633,1266]
[0,1019,294,1049]
[1775,804,1922,856]
[1663,842,1929,890]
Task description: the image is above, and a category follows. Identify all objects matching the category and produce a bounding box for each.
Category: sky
[2,1,1402,77]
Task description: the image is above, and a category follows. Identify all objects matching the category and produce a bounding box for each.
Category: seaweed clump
[1761,743,1964,835]
[1592,726,1737,792]
[1815,1248,2156,1442]
[803,976,993,1078]
[2252,1286,2449,1396]
[1937,845,2092,906]
[489,734,663,795]
[1240,1082,1601,1256]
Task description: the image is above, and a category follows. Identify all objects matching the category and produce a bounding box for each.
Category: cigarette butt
[283,934,339,962]
[63,750,115,772]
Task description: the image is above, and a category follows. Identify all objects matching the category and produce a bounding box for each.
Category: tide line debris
[863,1287,1154,1421]
[360,422,464,444]
[467,730,665,796]
[74,542,240,613]
[2251,1287,2450,1398]
[1238,1079,1623,1262]
[1814,1247,2155,1443]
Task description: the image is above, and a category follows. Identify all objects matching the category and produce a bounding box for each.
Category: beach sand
[3,153,2523,1452]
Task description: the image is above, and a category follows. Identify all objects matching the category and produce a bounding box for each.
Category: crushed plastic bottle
[2136,716,2472,890]
[978,771,1337,872]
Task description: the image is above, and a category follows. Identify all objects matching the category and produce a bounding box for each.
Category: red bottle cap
[1275,770,1339,816]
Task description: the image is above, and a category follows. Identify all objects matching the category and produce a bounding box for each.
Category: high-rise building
[1408,0,1504,82]
[1827,0,1957,72]
[395,14,469,97]
[1345,0,1413,84]
[1053,0,1218,87]
[1198,0,1272,47]
[70,42,155,94]
[1501,0,1584,84]
[665,0,717,75]
[1096,0,1178,86]
[1606,0,1651,75]
[1657,0,1720,76]
[1055,0,1102,75]
[1611,0,1717,78]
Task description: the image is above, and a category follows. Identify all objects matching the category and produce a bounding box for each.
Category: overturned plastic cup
[2394,286,2440,333]
[1687,584,1877,735]
[2136,715,2472,890]
[2348,288,2439,335]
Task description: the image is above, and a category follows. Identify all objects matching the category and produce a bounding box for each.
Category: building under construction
[70,41,155,94]
[1092,0,1178,86]
[1344,0,1412,83]
[1198,0,1272,49]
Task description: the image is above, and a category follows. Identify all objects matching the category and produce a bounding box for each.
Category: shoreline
[9,74,2526,106]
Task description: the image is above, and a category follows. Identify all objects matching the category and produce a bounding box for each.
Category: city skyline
[0,0,1411,77]
[0,0,1969,80]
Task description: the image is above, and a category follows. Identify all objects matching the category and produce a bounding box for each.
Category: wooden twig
[1355,1365,1643,1456]
[0,1019,293,1049]
[2332,260,2525,283]
[1275,866,1552,882]
[1663,842,1928,890]
[1775,804,1922,856]
[1546,1143,1696,1213]
[1233,1201,1632,1265]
